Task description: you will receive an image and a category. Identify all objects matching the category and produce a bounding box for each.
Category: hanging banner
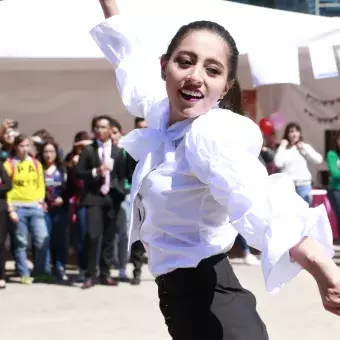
[248,46,300,86]
[308,42,338,79]
[306,93,340,106]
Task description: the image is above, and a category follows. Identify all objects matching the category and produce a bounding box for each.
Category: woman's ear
[160,55,167,81]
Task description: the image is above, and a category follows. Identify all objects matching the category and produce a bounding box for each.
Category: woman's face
[2,128,15,145]
[16,138,30,158]
[43,143,57,165]
[111,126,122,146]
[163,30,230,123]
[288,127,301,144]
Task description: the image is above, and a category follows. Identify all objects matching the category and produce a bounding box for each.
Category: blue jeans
[295,184,312,206]
[45,207,68,277]
[14,206,49,277]
[76,207,88,271]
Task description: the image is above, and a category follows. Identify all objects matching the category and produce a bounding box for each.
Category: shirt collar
[14,155,32,162]
[119,105,195,161]
[96,139,112,147]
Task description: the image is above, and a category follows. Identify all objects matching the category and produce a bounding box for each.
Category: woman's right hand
[9,211,19,223]
[280,139,289,148]
[99,0,119,18]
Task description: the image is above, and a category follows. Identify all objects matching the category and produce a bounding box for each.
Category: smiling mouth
[179,89,204,102]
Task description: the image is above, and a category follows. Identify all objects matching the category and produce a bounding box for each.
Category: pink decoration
[269,112,286,131]
[312,193,339,240]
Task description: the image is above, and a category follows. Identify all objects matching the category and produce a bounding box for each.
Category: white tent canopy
[1,0,340,178]
[1,0,340,86]
[0,0,340,66]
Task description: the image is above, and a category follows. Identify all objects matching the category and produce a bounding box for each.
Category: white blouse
[90,15,334,293]
[274,143,323,184]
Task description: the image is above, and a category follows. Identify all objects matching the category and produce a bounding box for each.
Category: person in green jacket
[327,130,340,241]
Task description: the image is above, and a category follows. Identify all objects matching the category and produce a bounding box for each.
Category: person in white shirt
[93,1,340,339]
[274,122,323,205]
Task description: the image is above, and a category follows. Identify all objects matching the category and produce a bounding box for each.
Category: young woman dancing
[92,1,340,339]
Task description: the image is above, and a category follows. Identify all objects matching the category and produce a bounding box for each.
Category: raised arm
[99,0,119,19]
[92,0,167,119]
[273,140,289,168]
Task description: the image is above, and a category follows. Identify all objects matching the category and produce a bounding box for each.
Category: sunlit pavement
[1,247,339,340]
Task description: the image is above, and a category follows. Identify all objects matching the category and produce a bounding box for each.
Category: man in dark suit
[75,115,125,289]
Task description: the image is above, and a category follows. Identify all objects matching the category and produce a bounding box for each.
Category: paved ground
[1,251,340,340]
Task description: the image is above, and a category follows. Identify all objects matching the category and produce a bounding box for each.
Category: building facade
[231,0,340,16]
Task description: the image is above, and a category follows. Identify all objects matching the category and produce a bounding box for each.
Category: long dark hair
[283,122,302,146]
[71,130,90,155]
[164,20,244,115]
[13,134,28,147]
[12,134,29,158]
[40,141,64,172]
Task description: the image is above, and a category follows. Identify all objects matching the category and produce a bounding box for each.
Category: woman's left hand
[318,273,340,316]
[290,237,340,316]
[297,142,307,155]
[53,197,63,207]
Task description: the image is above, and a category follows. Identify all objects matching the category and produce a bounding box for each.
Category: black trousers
[156,253,269,340]
[85,202,119,279]
[0,210,9,280]
[115,203,129,269]
[130,240,145,277]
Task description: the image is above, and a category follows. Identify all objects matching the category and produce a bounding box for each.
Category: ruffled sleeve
[90,14,167,118]
[185,109,334,293]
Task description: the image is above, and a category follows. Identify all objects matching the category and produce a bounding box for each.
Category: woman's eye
[206,68,221,75]
[177,59,191,67]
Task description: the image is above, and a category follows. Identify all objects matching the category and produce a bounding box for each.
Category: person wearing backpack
[3,134,50,284]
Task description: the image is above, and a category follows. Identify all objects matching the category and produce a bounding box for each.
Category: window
[318,0,340,16]
[230,0,315,14]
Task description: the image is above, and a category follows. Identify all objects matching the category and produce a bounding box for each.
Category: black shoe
[130,273,141,285]
[82,278,95,290]
[130,277,140,285]
[99,277,118,286]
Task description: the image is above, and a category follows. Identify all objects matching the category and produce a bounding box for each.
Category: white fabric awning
[0,0,340,86]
